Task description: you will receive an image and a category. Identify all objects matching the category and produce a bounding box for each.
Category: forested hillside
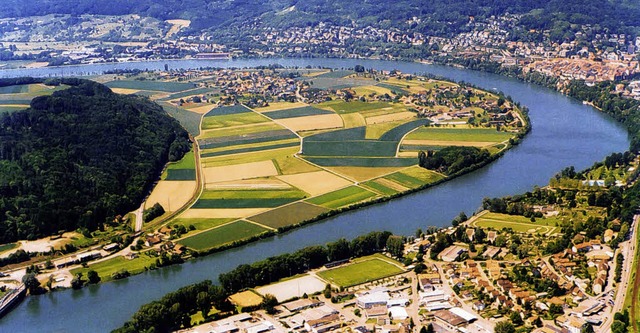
[0,79,190,242]
[1,0,638,40]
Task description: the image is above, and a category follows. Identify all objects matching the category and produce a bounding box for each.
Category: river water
[0,58,630,332]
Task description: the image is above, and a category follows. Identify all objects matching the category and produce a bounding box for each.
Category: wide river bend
[0,58,630,332]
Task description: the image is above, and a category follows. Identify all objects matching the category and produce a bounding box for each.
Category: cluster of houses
[143,226,186,255]
[524,58,639,85]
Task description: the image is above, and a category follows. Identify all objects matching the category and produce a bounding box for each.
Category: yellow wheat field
[203,160,279,184]
[402,139,497,147]
[277,114,344,132]
[205,178,292,190]
[144,180,197,211]
[277,170,352,196]
[179,208,269,219]
[366,111,416,125]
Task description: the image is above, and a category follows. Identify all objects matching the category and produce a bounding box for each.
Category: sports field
[471,212,560,235]
[229,290,263,307]
[317,255,405,287]
[255,275,326,301]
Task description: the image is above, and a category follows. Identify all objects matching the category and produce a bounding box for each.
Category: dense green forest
[418,146,491,175]
[0,78,190,242]
[2,0,639,40]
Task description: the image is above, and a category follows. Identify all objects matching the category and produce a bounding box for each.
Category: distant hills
[1,0,639,41]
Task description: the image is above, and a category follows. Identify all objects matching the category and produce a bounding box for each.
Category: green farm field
[319,100,395,114]
[202,112,269,130]
[248,202,329,229]
[71,254,156,282]
[307,186,377,209]
[199,122,284,139]
[193,189,308,208]
[405,127,513,142]
[317,255,405,287]
[179,220,269,251]
[201,147,299,168]
[171,218,236,231]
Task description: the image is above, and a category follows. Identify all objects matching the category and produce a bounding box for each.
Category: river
[0,58,630,332]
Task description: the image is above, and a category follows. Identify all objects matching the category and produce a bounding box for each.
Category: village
[173,205,635,333]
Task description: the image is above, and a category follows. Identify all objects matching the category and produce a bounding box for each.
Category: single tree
[87,270,101,284]
[22,273,41,294]
[495,321,516,333]
[261,294,278,314]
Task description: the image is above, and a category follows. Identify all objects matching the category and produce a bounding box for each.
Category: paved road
[598,214,638,333]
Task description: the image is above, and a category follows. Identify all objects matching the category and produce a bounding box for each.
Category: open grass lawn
[202,147,299,168]
[398,166,445,183]
[105,80,196,92]
[171,218,236,230]
[304,157,416,167]
[190,307,220,326]
[168,150,195,169]
[405,127,513,142]
[71,254,156,282]
[264,106,334,119]
[201,112,269,130]
[179,220,269,251]
[317,256,404,287]
[248,202,329,229]
[319,100,394,114]
[307,186,377,209]
[473,212,561,234]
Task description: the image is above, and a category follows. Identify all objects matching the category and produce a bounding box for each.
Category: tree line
[114,231,393,332]
[0,78,190,242]
[419,146,491,175]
